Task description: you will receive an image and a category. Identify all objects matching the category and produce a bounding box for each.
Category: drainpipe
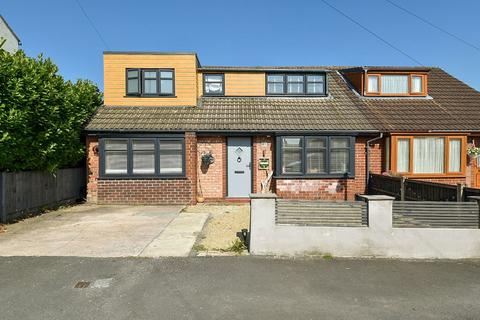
[365,133,384,188]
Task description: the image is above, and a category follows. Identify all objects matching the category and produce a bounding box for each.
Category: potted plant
[467,142,480,160]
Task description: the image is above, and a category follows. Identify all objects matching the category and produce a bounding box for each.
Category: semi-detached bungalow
[84,52,480,204]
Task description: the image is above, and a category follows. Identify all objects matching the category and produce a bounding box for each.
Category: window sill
[274,174,355,180]
[99,175,187,180]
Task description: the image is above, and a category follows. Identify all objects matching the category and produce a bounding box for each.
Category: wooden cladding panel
[344,72,363,94]
[198,72,266,97]
[104,54,198,106]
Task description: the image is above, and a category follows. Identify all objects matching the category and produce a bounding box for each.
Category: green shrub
[0,50,102,172]
[221,239,247,254]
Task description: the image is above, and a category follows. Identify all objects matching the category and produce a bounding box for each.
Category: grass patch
[192,244,207,252]
[322,253,334,260]
[219,239,246,255]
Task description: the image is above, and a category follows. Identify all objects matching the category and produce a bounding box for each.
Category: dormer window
[126,68,175,97]
[266,73,326,96]
[365,73,427,96]
[204,74,224,96]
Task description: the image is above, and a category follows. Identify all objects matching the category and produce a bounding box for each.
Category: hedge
[0,50,102,172]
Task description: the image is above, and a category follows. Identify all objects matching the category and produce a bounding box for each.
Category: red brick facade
[85,134,477,204]
[275,137,379,201]
[252,136,275,194]
[197,136,227,199]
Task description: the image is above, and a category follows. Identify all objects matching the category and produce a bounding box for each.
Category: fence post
[249,193,277,255]
[400,177,406,201]
[456,184,465,202]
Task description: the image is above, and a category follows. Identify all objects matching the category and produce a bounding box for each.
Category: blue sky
[2,0,479,90]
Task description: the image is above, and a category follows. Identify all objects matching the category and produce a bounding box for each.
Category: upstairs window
[203,74,224,96]
[126,68,175,96]
[267,75,284,94]
[266,73,326,96]
[365,73,427,96]
[126,70,140,95]
[143,70,158,95]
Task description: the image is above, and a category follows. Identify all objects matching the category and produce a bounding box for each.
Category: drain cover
[74,281,90,289]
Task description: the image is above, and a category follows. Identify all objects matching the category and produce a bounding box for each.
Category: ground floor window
[276,136,355,177]
[100,136,185,178]
[391,135,466,176]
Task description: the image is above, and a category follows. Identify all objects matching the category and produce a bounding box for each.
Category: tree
[0,50,102,172]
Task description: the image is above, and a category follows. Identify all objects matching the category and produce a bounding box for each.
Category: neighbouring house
[84,52,480,205]
[0,15,21,53]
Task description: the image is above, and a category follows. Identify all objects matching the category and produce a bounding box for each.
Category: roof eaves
[198,66,333,73]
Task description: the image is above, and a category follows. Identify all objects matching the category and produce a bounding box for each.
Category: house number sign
[258,157,270,170]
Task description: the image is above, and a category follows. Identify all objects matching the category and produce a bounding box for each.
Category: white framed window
[204,74,224,95]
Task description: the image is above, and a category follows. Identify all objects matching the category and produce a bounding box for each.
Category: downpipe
[365,133,384,189]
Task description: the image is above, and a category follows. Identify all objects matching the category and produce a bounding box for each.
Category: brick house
[84,52,480,204]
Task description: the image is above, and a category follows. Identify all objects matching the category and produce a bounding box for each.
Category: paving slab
[139,212,209,257]
[0,204,207,257]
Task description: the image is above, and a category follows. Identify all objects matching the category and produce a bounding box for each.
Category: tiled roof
[85,67,480,133]
[360,68,480,132]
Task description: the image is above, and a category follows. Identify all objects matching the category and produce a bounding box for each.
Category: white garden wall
[249,194,480,259]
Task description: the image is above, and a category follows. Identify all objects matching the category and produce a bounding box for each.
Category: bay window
[277,136,354,177]
[101,137,184,178]
[392,135,466,176]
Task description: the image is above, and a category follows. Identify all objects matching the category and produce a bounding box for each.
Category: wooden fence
[0,168,86,223]
[369,173,473,202]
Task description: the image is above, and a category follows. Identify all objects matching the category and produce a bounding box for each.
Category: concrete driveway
[0,204,208,257]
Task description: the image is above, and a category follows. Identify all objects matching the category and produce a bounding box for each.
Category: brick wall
[252,136,275,193]
[276,137,371,201]
[86,132,197,205]
[197,136,226,199]
[86,136,99,203]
